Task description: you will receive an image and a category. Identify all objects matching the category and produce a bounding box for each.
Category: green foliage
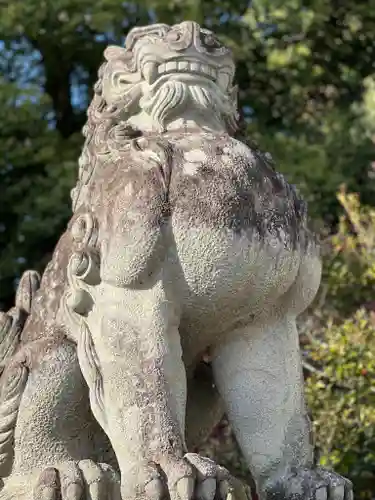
[240,1,375,223]
[303,192,375,498]
[322,188,375,315]
[305,310,375,499]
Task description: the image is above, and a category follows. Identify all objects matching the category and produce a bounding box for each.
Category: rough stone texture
[0,21,353,500]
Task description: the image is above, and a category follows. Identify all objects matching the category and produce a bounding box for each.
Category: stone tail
[0,270,40,478]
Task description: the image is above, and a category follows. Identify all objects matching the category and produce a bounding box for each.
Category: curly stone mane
[71,59,142,211]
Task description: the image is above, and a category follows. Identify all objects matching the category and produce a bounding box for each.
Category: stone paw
[33,459,121,500]
[184,453,249,500]
[121,453,249,500]
[263,466,353,500]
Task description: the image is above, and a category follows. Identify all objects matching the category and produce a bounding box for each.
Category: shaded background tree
[1,0,375,497]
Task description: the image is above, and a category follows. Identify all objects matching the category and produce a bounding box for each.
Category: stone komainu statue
[0,21,352,500]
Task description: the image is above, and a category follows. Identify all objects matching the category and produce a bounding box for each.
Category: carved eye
[166,30,183,42]
[202,33,221,49]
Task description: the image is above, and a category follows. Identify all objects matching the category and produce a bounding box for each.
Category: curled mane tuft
[71,60,141,211]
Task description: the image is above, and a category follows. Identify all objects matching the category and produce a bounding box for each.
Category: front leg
[83,281,195,500]
[212,315,353,500]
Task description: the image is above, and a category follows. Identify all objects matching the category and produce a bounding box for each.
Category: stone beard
[138,78,238,131]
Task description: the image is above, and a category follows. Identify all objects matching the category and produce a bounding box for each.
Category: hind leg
[0,338,118,499]
[185,361,225,451]
[212,315,353,500]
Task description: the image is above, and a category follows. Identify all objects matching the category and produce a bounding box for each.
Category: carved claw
[33,467,60,500]
[176,476,195,500]
[33,460,121,500]
[64,483,84,500]
[220,480,234,500]
[197,478,216,500]
[145,477,165,500]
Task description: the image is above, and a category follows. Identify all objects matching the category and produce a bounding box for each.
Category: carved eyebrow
[125,24,170,49]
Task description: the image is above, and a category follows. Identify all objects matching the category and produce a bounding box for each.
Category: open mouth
[157,60,217,82]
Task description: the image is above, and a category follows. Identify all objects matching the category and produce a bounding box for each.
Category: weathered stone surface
[0,21,352,500]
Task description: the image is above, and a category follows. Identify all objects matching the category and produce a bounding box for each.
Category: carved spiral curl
[65,212,100,322]
[65,212,107,431]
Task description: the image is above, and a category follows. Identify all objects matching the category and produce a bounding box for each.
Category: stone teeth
[190,62,200,72]
[178,61,190,71]
[157,61,217,80]
[165,61,177,72]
